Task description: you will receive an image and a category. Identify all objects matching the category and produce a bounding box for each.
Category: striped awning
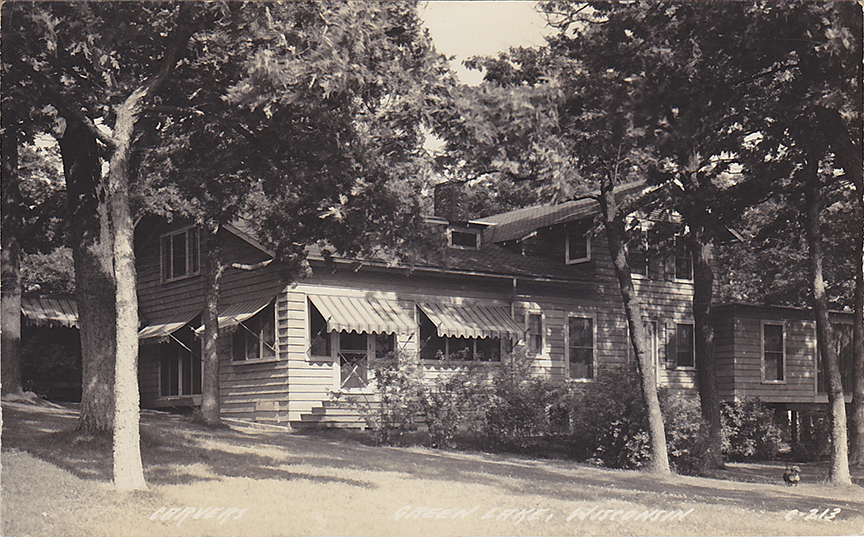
[21,296,79,328]
[308,295,414,335]
[209,296,274,333]
[418,302,523,340]
[138,311,199,344]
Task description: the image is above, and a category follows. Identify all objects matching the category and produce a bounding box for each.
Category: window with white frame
[526,312,543,354]
[674,235,693,281]
[308,300,332,357]
[762,322,784,382]
[448,228,481,250]
[159,326,201,397]
[567,316,594,379]
[628,227,649,277]
[232,302,276,361]
[673,323,696,368]
[419,310,505,361]
[566,222,591,264]
[160,226,200,281]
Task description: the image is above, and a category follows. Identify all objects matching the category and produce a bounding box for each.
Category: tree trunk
[1,104,23,397]
[200,229,224,426]
[691,236,725,469]
[599,185,671,475]
[804,159,852,485]
[109,93,147,491]
[849,151,864,467]
[58,116,116,432]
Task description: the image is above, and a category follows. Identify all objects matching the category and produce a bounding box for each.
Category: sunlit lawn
[2,399,864,537]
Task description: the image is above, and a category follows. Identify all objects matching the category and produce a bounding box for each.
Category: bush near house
[721,400,782,462]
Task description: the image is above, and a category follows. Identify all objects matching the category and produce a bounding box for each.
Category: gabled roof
[477,181,646,244]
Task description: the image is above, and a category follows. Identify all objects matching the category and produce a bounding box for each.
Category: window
[159,327,201,397]
[232,302,276,361]
[762,323,785,382]
[628,228,649,277]
[448,228,480,249]
[526,313,543,354]
[567,316,594,379]
[309,300,331,357]
[160,227,200,281]
[419,310,505,361]
[338,331,396,389]
[674,235,693,281]
[818,323,854,393]
[674,323,695,368]
[566,224,591,264]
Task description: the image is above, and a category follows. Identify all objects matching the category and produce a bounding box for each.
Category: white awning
[138,311,199,344]
[21,296,78,328]
[418,302,523,340]
[308,295,414,335]
[207,296,274,333]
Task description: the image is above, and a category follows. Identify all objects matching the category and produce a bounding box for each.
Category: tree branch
[229,259,273,271]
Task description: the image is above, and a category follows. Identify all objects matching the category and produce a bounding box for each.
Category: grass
[2,399,864,537]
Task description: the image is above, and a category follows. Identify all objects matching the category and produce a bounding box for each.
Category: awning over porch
[308,294,414,335]
[138,311,199,344]
[21,296,79,328]
[209,296,274,333]
[418,302,524,340]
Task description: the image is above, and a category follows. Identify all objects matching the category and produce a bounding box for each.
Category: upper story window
[674,235,693,281]
[448,228,481,250]
[161,226,200,281]
[762,322,785,382]
[628,228,649,277]
[566,223,591,264]
[232,302,276,362]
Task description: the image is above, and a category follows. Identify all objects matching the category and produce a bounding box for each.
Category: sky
[420,1,551,85]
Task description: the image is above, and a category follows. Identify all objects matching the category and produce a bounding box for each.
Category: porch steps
[292,399,368,429]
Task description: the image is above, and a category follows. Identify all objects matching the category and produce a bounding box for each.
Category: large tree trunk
[109,94,146,491]
[691,236,724,469]
[200,229,224,426]
[599,184,671,475]
[849,147,864,467]
[1,104,23,397]
[58,116,116,432]
[804,159,852,485]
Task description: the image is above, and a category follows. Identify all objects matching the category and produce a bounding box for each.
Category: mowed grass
[2,400,864,537]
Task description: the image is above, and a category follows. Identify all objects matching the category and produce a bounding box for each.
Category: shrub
[334,356,423,446]
[661,394,709,475]
[721,400,782,461]
[484,352,566,449]
[419,364,487,448]
[568,366,652,469]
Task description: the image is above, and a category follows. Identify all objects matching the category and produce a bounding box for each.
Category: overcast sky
[420,1,551,85]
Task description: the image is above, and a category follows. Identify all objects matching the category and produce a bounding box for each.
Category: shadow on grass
[4,401,863,515]
[1,403,375,490]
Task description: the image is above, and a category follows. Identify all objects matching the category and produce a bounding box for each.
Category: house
[133,182,853,428]
[19,295,81,400]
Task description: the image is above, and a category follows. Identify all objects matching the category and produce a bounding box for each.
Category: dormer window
[565,224,591,264]
[448,228,480,250]
[160,226,200,281]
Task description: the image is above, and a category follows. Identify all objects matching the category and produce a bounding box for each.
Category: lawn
[2,399,864,537]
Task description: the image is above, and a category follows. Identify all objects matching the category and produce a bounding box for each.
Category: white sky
[420,1,551,85]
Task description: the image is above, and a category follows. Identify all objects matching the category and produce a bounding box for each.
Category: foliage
[20,327,81,401]
[791,410,832,463]
[661,394,709,476]
[568,366,652,469]
[419,364,487,449]
[335,357,424,446]
[720,400,782,462]
[20,247,74,294]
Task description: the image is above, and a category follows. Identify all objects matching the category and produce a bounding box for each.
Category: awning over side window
[209,296,275,333]
[21,296,79,328]
[308,295,414,335]
[418,302,524,340]
[138,310,200,344]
